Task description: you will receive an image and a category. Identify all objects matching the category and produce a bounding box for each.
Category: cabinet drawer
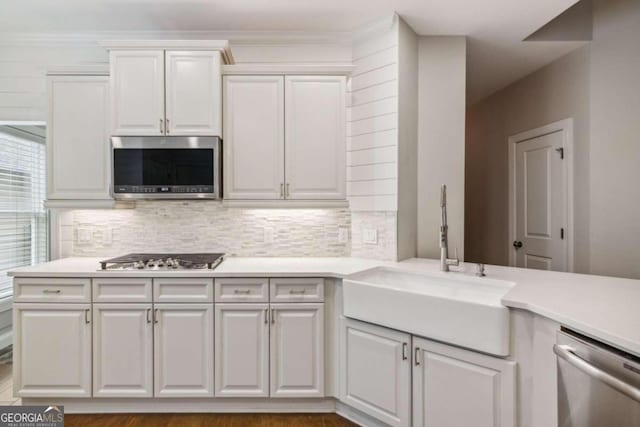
[153,278,213,303]
[93,278,152,302]
[215,278,269,302]
[270,278,324,302]
[14,278,91,303]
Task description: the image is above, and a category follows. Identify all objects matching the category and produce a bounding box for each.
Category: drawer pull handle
[415,347,420,366]
[233,289,251,294]
[289,289,306,295]
[264,309,268,324]
[146,308,152,324]
[85,309,90,324]
[43,289,61,294]
[271,309,276,324]
[154,308,159,324]
[402,342,408,360]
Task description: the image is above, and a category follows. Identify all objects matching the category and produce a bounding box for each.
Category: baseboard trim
[335,401,388,427]
[22,397,337,414]
[21,397,382,426]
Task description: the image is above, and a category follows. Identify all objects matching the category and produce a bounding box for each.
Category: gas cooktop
[99,253,225,270]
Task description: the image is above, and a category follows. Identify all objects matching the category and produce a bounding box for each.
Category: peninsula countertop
[9,256,640,357]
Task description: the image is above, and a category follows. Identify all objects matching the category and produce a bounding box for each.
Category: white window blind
[0,128,48,297]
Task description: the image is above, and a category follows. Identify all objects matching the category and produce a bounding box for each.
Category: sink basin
[343,267,514,356]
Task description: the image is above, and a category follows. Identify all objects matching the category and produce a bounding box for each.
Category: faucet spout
[439,184,459,272]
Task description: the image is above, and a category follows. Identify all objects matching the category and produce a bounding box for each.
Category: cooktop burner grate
[99,253,225,270]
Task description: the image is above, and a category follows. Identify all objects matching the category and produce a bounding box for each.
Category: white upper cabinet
[110,49,222,136]
[223,76,285,199]
[412,336,516,427]
[47,75,110,200]
[270,303,324,397]
[285,76,346,200]
[110,50,165,136]
[165,51,221,135]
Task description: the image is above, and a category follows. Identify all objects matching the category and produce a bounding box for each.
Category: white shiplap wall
[347,18,399,211]
[0,40,108,121]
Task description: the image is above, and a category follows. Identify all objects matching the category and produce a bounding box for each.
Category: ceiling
[0,0,584,103]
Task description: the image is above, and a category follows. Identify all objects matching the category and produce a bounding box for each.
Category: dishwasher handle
[554,344,640,403]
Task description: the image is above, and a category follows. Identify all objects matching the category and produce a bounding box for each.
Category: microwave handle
[554,344,640,402]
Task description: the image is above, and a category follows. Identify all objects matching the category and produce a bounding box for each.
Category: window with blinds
[0,128,48,298]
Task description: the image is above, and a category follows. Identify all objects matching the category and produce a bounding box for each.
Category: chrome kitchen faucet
[440,184,459,272]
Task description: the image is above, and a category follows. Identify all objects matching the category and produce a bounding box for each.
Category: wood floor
[65,413,358,427]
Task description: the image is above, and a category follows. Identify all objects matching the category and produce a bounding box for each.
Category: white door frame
[508,118,574,272]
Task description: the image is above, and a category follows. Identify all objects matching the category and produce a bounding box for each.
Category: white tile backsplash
[66,201,351,258]
[350,211,397,260]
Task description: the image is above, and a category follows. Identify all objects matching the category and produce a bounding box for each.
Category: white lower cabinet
[270,303,324,397]
[154,304,214,397]
[412,337,516,427]
[93,303,153,397]
[341,320,516,427]
[341,318,411,427]
[14,304,92,397]
[215,303,269,397]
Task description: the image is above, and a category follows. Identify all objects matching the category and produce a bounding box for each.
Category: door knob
[513,240,523,249]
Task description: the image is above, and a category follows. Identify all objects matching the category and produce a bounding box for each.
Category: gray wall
[417,36,467,260]
[466,0,640,279]
[466,46,590,271]
[588,0,640,278]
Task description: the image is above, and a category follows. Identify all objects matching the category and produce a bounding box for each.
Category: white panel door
[110,50,165,135]
[154,304,214,397]
[285,76,346,200]
[223,75,285,199]
[270,303,324,397]
[47,75,110,200]
[214,303,269,397]
[341,318,411,427]
[14,304,91,397]
[413,336,516,427]
[514,131,566,271]
[165,51,221,135]
[93,304,153,397]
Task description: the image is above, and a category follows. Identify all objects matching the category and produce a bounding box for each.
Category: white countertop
[9,256,640,357]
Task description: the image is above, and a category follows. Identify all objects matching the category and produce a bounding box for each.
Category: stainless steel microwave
[111,136,222,200]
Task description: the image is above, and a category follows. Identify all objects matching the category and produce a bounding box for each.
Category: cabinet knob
[513,240,523,249]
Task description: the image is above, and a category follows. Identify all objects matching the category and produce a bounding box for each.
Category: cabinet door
[14,304,91,397]
[165,51,221,135]
[341,318,411,427]
[93,304,153,397]
[47,75,110,199]
[110,50,165,135]
[270,303,324,397]
[412,337,516,427]
[223,75,285,199]
[215,303,269,397]
[285,76,346,200]
[154,304,214,397]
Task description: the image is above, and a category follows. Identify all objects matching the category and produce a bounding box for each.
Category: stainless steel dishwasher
[555,329,640,426]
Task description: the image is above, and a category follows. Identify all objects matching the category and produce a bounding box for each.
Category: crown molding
[0,30,354,47]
